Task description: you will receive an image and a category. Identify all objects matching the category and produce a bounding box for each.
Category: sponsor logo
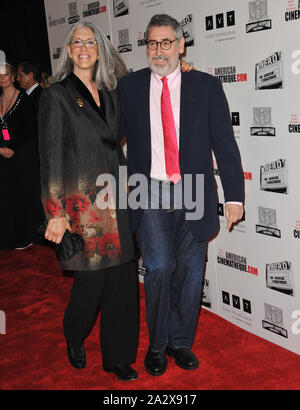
[118,29,132,53]
[222,291,252,326]
[291,310,300,335]
[217,249,258,276]
[48,13,66,27]
[246,0,272,33]
[138,0,162,8]
[291,50,300,74]
[232,112,240,126]
[181,14,194,47]
[205,11,236,42]
[260,159,288,194]
[83,1,106,17]
[202,279,211,309]
[232,112,241,138]
[288,114,300,133]
[256,207,281,238]
[214,66,248,84]
[251,107,276,136]
[68,1,80,24]
[285,0,300,21]
[262,303,288,338]
[255,51,283,89]
[266,261,294,296]
[113,0,129,17]
[244,172,253,181]
[206,11,235,30]
[52,47,62,60]
[294,220,300,238]
[137,32,146,47]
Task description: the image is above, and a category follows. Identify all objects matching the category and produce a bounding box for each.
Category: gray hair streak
[50,21,128,91]
[146,14,184,41]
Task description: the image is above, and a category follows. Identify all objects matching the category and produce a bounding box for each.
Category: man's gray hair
[51,21,128,91]
[146,14,184,41]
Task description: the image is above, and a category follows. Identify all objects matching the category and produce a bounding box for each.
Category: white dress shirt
[26,82,39,95]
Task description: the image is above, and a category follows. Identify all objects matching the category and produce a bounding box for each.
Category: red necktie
[161,77,181,184]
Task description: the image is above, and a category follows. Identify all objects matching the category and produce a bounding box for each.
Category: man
[17,61,45,245]
[17,62,43,108]
[118,14,244,376]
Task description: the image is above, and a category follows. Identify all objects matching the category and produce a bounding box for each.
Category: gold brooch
[77,98,84,108]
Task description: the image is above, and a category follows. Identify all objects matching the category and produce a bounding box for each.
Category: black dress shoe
[165,347,199,370]
[145,347,167,376]
[67,341,86,369]
[104,365,138,381]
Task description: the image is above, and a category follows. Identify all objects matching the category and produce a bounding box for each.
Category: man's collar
[26,83,39,95]
[152,63,181,85]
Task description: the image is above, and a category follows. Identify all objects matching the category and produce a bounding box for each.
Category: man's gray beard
[148,55,179,77]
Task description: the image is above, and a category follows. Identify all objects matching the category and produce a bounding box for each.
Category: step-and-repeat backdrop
[44,0,300,355]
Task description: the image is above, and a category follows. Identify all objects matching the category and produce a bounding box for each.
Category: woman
[39,22,138,381]
[0,63,42,250]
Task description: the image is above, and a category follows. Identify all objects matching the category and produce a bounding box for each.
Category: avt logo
[206,11,235,30]
[0,310,5,334]
[291,50,300,74]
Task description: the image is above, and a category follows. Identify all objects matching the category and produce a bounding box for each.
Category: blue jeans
[138,179,207,352]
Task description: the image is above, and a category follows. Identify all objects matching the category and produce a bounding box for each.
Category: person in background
[38,21,139,381]
[118,14,244,377]
[0,63,41,250]
[17,62,43,109]
[17,61,45,236]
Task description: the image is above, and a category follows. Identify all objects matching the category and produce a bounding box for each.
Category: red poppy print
[98,233,121,259]
[66,194,90,223]
[85,237,98,260]
[45,198,62,217]
[88,210,102,224]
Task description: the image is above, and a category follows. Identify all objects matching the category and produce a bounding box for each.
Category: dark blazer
[38,73,134,271]
[118,68,244,242]
[29,84,43,110]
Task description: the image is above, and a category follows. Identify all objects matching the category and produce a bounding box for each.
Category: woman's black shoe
[67,341,86,369]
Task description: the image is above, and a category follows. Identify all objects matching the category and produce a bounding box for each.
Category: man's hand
[45,217,71,244]
[225,203,244,231]
[0,147,14,158]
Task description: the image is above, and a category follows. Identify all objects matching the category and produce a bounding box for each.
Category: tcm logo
[291,310,300,335]
[206,11,235,30]
[291,50,300,74]
[0,310,5,334]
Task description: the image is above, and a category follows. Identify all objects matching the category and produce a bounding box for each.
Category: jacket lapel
[179,71,196,168]
[63,74,118,147]
[138,69,151,171]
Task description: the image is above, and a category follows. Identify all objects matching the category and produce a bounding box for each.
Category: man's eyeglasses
[146,39,177,50]
[71,39,98,49]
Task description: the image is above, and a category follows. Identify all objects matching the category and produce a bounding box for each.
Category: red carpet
[0,244,299,390]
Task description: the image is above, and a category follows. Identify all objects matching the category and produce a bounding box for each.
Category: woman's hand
[45,217,71,244]
[0,147,14,158]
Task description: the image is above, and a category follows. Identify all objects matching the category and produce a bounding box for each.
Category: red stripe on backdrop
[0,244,299,390]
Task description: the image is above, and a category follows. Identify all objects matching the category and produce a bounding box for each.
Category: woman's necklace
[0,89,17,118]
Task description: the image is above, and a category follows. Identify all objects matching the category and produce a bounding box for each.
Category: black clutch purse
[37,220,85,262]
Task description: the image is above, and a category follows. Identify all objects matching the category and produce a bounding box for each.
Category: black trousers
[63,260,139,369]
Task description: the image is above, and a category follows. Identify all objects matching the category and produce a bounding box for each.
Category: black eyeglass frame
[146,39,178,50]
